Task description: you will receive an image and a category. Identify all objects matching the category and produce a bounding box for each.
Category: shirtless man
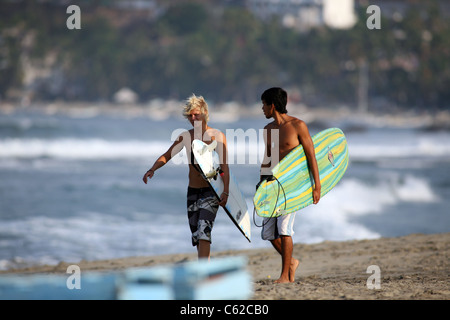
[142,94,229,260]
[259,87,321,283]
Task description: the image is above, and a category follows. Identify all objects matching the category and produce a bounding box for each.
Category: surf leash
[253,175,287,228]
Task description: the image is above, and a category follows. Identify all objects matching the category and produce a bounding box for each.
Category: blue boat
[0,256,252,300]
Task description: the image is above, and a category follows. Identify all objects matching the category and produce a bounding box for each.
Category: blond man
[143,94,230,260]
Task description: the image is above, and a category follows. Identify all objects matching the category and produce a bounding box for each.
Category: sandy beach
[1,232,448,300]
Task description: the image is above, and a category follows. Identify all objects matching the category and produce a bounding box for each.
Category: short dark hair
[261,87,288,114]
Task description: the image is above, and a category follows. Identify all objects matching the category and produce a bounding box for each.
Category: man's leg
[196,190,218,261]
[271,236,299,283]
[196,219,213,260]
[197,239,210,260]
[262,213,299,283]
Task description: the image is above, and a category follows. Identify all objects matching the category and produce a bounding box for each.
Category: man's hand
[312,186,321,204]
[219,192,228,207]
[142,170,154,184]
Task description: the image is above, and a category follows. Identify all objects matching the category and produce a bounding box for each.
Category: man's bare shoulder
[289,117,308,130]
[290,118,313,143]
[287,116,304,125]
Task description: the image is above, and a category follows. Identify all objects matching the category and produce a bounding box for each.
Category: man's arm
[215,131,230,207]
[297,121,321,204]
[142,134,185,184]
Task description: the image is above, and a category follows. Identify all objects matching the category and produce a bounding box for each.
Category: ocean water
[0,106,449,270]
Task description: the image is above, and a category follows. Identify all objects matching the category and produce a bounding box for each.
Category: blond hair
[182,94,209,123]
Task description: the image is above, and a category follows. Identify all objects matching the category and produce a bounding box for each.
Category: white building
[323,0,357,29]
[113,87,139,104]
[246,0,356,31]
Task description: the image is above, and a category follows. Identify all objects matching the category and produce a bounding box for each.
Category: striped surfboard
[253,127,349,217]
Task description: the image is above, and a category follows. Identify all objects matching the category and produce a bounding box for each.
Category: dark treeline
[0,0,449,111]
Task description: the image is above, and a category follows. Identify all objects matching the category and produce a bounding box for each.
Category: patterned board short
[187,187,219,246]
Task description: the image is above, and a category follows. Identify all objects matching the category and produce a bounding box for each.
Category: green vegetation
[0,0,449,110]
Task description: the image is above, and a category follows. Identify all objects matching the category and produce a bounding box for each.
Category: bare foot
[274,276,291,284]
[290,258,299,282]
[273,259,299,284]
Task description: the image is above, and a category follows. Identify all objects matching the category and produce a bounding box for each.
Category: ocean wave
[0,212,191,270]
[1,134,449,163]
[346,130,450,161]
[348,141,450,161]
[0,138,171,160]
[293,174,437,244]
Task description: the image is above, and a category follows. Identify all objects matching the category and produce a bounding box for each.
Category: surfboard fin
[205,170,217,179]
[199,140,217,155]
